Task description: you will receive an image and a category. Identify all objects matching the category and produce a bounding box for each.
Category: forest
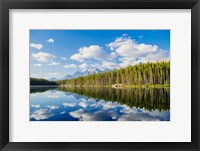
[57,61,170,87]
[30,78,58,85]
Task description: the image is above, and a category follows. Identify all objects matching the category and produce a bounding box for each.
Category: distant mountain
[49,77,58,81]
[59,75,74,80]
[60,68,111,80]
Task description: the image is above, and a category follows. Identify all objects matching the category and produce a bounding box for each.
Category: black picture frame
[0,0,200,150]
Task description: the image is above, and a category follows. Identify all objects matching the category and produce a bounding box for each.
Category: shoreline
[60,85,170,89]
[30,84,169,89]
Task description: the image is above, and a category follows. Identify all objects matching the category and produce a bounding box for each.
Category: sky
[30,30,170,79]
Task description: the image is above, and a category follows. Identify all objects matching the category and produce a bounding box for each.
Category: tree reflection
[57,87,170,112]
[31,86,170,112]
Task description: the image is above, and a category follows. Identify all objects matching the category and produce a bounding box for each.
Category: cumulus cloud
[60,111,66,114]
[108,52,118,60]
[122,34,128,37]
[32,52,55,63]
[107,36,170,67]
[67,98,169,121]
[69,109,116,121]
[30,109,53,120]
[47,105,59,110]
[79,63,89,69]
[100,101,119,110]
[31,104,40,108]
[33,63,42,67]
[61,57,67,61]
[47,94,60,98]
[69,109,85,119]
[48,61,60,66]
[143,110,170,121]
[70,45,107,62]
[46,38,54,43]
[63,102,77,107]
[30,43,43,50]
[108,110,119,120]
[117,112,160,121]
[48,72,60,76]
[81,111,114,121]
[101,61,119,69]
[63,64,77,68]
[79,102,88,108]
[118,105,170,121]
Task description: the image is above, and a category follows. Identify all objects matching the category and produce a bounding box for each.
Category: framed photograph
[0,0,199,150]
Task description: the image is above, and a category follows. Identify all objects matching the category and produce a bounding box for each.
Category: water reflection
[30,86,170,121]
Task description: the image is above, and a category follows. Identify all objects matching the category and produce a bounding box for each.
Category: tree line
[57,61,170,87]
[30,78,58,85]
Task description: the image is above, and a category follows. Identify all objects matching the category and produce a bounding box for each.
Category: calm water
[30,86,170,121]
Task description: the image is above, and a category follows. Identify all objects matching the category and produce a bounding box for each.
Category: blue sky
[30,30,170,79]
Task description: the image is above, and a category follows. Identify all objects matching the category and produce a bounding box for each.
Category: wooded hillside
[30,78,58,85]
[57,61,170,87]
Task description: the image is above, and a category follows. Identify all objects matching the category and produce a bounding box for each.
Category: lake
[30,86,170,121]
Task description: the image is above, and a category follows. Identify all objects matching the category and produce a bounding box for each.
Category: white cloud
[70,45,107,62]
[48,61,60,66]
[32,52,55,63]
[108,110,119,120]
[61,57,67,61]
[108,52,118,60]
[31,74,38,77]
[81,111,113,121]
[69,109,85,119]
[67,98,168,121]
[101,61,119,69]
[31,104,40,108]
[47,105,59,110]
[63,102,77,107]
[79,63,89,69]
[33,63,42,67]
[30,109,53,120]
[46,38,54,43]
[122,34,128,37]
[117,105,170,121]
[47,94,60,98]
[63,64,77,69]
[60,111,66,114]
[119,57,138,68]
[107,36,170,67]
[30,43,43,50]
[69,110,116,121]
[117,112,161,121]
[89,63,100,69]
[100,101,119,110]
[48,72,60,76]
[79,102,87,108]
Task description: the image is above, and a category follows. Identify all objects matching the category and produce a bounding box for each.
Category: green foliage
[30,78,58,85]
[57,61,170,87]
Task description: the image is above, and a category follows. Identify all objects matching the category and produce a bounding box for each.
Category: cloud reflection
[68,100,169,121]
[47,105,59,110]
[30,109,53,120]
[63,102,77,107]
[31,104,40,108]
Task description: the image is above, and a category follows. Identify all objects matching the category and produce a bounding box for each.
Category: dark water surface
[30,86,170,121]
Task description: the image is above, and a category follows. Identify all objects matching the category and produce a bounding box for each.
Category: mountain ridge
[59,68,111,80]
